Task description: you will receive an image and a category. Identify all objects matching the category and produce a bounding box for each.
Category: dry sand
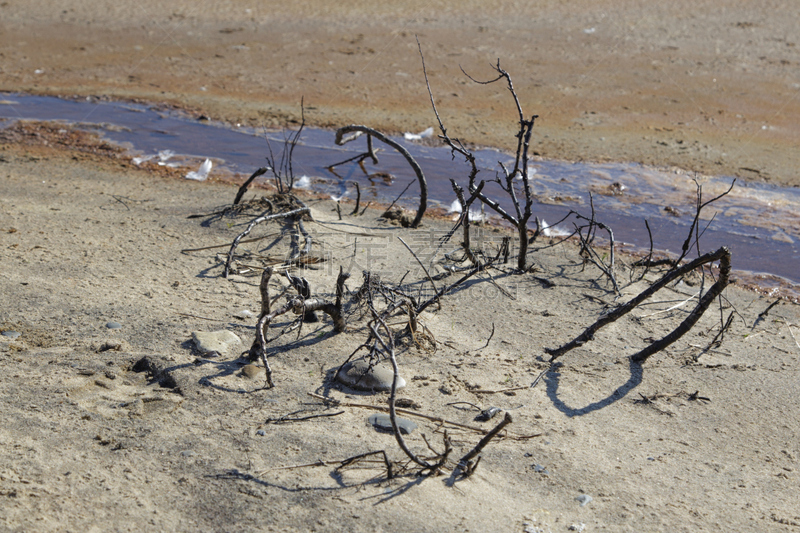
[1,131,800,532]
[2,2,800,532]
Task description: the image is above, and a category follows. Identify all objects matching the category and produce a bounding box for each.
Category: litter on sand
[185,158,213,181]
[403,127,434,141]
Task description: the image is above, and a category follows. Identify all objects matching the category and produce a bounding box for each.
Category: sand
[2,2,800,532]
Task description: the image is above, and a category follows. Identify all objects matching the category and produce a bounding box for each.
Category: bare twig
[307,395,490,435]
[266,409,345,424]
[223,206,310,278]
[455,412,513,477]
[418,38,538,270]
[351,181,362,216]
[398,236,439,307]
[233,167,269,205]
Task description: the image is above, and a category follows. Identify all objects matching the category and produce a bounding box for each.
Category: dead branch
[570,206,620,295]
[677,178,735,264]
[351,181,362,215]
[327,131,380,169]
[259,267,273,316]
[416,261,489,314]
[335,450,394,480]
[398,236,439,309]
[223,206,310,278]
[455,412,513,477]
[546,246,732,362]
[308,393,492,435]
[334,125,428,228]
[418,38,538,270]
[631,248,731,363]
[363,311,438,471]
[233,167,269,205]
[266,409,345,424]
[249,268,349,387]
[263,99,306,194]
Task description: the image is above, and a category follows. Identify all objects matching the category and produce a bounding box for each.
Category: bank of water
[1,93,798,296]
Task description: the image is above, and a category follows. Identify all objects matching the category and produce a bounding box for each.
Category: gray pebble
[533,464,550,475]
[368,413,417,434]
[192,330,241,356]
[337,359,405,392]
[1,331,21,339]
[180,450,196,457]
[106,322,122,329]
[576,494,593,506]
[256,430,266,436]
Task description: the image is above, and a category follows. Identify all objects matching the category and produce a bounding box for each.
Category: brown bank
[2,0,800,187]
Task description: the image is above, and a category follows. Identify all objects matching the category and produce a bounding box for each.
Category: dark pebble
[368,413,417,434]
[106,322,122,329]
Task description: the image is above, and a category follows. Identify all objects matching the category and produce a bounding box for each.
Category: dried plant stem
[546,247,731,362]
[224,206,310,278]
[233,167,269,205]
[456,412,513,477]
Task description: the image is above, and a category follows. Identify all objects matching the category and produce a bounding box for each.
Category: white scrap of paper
[185,159,213,181]
[403,127,434,141]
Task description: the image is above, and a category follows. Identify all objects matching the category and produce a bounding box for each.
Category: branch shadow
[544,358,643,417]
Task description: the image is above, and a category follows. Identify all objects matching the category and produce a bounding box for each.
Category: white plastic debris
[157,150,175,165]
[540,219,570,238]
[448,200,485,222]
[132,154,155,165]
[294,175,312,189]
[516,166,538,181]
[185,158,213,181]
[403,127,434,141]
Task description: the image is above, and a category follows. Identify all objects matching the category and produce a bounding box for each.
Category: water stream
[1,93,798,295]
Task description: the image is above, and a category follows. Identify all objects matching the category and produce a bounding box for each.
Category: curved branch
[335,125,428,228]
[546,247,731,361]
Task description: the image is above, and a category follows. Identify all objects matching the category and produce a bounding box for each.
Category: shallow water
[1,93,798,293]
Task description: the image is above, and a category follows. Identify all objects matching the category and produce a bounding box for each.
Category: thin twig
[224,206,310,278]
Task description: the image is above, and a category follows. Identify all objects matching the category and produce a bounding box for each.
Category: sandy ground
[1,135,800,532]
[2,0,800,187]
[2,2,800,532]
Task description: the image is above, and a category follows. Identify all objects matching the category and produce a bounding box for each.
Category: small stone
[106,322,122,329]
[576,494,593,506]
[1,331,21,339]
[96,340,127,352]
[256,430,266,436]
[94,378,116,390]
[240,364,262,380]
[192,330,241,356]
[234,309,255,320]
[368,413,417,434]
[337,359,405,392]
[180,450,196,457]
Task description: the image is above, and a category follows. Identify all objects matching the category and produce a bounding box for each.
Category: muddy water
[1,94,798,293]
